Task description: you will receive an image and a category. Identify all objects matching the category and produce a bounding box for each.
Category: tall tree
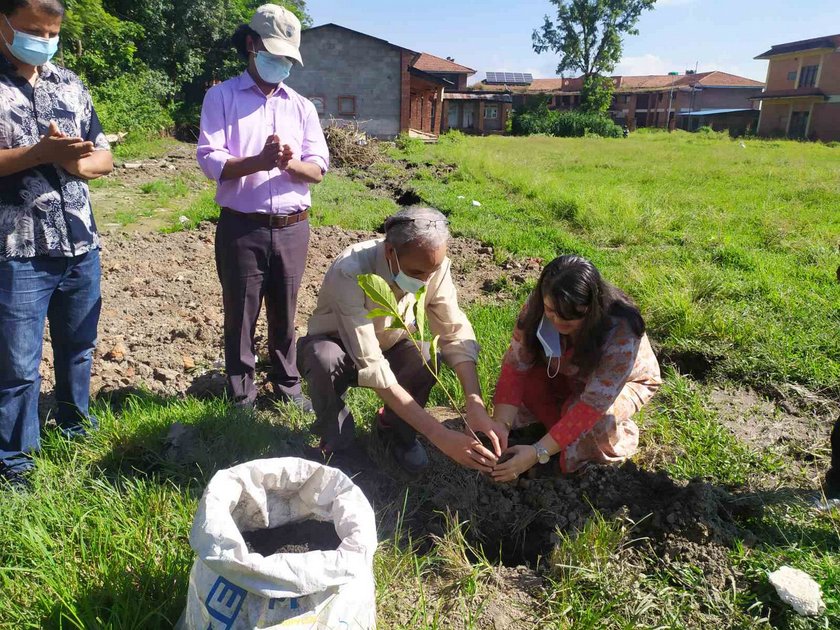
[533,0,656,113]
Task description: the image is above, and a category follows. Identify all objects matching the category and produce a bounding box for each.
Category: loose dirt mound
[421,451,751,565]
[37,221,535,412]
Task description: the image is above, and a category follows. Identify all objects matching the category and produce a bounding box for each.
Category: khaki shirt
[306,239,480,389]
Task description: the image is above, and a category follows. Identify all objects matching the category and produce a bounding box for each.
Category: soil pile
[242,520,341,556]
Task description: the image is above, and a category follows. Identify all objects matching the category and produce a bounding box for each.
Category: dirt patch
[36,221,536,411]
[379,564,545,630]
[110,141,200,187]
[241,520,341,556]
[708,385,837,478]
[341,409,755,598]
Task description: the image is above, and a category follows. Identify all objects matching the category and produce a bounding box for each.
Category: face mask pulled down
[2,16,59,67]
[253,51,292,85]
[536,315,562,378]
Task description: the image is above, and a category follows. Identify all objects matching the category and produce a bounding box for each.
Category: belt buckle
[268,215,287,228]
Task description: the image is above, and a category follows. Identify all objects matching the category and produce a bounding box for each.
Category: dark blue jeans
[0,250,101,473]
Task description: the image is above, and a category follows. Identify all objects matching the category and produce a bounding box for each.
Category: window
[308,96,325,114]
[787,71,798,81]
[798,65,818,88]
[484,105,499,119]
[337,96,356,116]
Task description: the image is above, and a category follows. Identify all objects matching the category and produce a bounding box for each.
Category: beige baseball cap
[249,4,303,65]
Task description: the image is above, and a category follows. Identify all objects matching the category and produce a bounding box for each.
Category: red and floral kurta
[494,295,662,471]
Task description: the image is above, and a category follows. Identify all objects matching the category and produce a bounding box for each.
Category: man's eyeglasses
[388,218,449,230]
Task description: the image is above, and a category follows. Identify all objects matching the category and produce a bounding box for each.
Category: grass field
[2,131,839,629]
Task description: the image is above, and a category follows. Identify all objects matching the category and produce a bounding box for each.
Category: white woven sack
[178,457,377,629]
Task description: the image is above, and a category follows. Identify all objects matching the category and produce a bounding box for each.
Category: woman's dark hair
[0,0,65,17]
[231,23,259,61]
[519,255,645,374]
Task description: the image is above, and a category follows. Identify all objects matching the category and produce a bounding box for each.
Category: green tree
[61,0,142,85]
[533,0,657,113]
[579,75,614,114]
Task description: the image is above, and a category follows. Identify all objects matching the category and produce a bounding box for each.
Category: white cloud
[616,54,674,76]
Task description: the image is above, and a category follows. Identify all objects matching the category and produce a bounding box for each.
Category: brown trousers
[297,335,436,451]
[215,209,309,405]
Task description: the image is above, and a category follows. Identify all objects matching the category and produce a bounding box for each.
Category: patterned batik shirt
[0,54,109,260]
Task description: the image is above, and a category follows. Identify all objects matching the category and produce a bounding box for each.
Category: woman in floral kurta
[491,255,661,482]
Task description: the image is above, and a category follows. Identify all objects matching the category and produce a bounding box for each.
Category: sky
[304,0,840,83]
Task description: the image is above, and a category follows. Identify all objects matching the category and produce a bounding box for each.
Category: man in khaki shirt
[298,206,508,473]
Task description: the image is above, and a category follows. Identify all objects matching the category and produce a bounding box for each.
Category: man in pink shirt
[197,4,328,410]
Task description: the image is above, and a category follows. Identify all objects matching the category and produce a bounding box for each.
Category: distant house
[752,34,840,141]
[284,24,505,139]
[479,71,764,135]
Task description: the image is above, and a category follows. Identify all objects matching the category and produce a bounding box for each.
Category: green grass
[412,133,840,398]
[5,133,839,628]
[110,135,184,162]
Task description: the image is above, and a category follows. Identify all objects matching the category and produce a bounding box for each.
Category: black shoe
[392,439,429,474]
[57,415,100,440]
[276,392,313,413]
[826,467,840,500]
[1,466,33,491]
[375,420,429,474]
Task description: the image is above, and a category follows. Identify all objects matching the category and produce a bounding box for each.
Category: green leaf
[357,274,399,315]
[414,285,427,343]
[430,334,440,374]
[366,308,393,320]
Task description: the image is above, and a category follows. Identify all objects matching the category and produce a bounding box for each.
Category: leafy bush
[438,130,466,145]
[511,106,622,139]
[92,67,176,134]
[395,134,425,153]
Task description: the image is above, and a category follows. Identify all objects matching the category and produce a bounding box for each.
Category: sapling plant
[357,273,482,444]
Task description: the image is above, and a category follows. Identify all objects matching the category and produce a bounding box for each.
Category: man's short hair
[0,0,65,17]
[384,206,451,251]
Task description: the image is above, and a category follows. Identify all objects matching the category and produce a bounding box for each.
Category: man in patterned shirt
[0,0,113,487]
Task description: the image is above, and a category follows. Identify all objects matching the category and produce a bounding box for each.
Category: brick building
[752,34,840,141]
[285,24,505,139]
[486,71,763,134]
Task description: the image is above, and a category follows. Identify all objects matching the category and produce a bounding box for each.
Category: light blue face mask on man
[2,16,59,67]
[389,249,427,295]
[253,51,292,84]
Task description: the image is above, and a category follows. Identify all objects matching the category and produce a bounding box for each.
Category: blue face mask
[253,51,292,85]
[536,315,562,378]
[2,16,59,67]
[389,250,427,295]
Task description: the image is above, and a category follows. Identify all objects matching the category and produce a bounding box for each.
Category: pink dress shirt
[196,71,329,215]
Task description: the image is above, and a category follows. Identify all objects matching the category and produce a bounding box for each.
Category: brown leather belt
[222,207,309,228]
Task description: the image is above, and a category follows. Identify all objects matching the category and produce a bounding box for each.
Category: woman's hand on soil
[435,428,498,472]
[490,445,538,483]
[465,400,509,456]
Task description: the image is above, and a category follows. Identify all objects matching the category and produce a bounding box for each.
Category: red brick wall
[819,51,840,94]
[766,58,799,90]
[811,102,840,141]
[758,102,790,136]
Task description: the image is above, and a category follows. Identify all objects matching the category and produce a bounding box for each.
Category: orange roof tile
[412,53,476,76]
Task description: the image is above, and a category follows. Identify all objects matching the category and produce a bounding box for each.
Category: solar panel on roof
[485,71,533,85]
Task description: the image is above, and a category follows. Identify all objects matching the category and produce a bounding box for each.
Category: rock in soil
[241,520,341,556]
